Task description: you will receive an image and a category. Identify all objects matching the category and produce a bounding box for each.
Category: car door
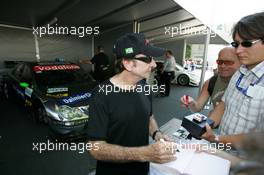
[20,64,35,108]
[8,63,27,102]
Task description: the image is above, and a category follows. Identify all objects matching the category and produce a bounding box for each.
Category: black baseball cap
[113,33,165,59]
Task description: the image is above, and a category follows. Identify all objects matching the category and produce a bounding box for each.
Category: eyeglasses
[216,60,235,65]
[231,39,262,48]
[133,56,153,63]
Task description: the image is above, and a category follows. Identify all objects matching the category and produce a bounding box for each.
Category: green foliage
[185,44,191,58]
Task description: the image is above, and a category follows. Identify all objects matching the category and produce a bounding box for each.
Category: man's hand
[144,140,177,164]
[180,95,194,108]
[201,123,216,142]
[154,132,173,142]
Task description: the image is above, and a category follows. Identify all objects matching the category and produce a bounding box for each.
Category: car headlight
[64,121,74,126]
[55,105,89,121]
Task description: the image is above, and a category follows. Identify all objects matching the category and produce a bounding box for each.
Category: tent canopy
[0,0,229,44]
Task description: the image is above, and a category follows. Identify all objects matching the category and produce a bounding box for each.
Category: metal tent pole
[199,27,210,93]
[33,33,40,62]
[0,24,40,62]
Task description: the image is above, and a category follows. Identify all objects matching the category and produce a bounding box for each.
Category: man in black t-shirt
[91,46,110,82]
[87,33,177,175]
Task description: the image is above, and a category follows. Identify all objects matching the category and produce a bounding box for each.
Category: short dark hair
[116,58,129,72]
[232,12,264,40]
[97,45,104,51]
[166,50,173,55]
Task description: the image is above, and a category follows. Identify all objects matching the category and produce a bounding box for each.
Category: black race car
[2,61,97,136]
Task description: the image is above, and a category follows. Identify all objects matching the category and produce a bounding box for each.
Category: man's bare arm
[202,123,245,147]
[180,80,210,112]
[89,141,147,163]
[88,140,177,163]
[149,115,172,141]
[189,80,210,112]
[218,134,246,146]
[209,101,225,128]
[149,115,159,137]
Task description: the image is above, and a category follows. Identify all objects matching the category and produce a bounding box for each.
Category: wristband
[152,130,161,140]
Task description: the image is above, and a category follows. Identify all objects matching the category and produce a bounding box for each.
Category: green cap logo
[125,47,133,54]
[20,82,29,88]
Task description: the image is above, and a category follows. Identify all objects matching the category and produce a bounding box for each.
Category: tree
[185,44,192,58]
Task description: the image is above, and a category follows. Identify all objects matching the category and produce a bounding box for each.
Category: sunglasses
[231,39,262,48]
[216,60,235,66]
[133,56,153,63]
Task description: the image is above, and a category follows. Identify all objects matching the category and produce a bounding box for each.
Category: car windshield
[34,66,93,87]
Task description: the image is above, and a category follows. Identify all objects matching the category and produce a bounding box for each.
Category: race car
[2,61,98,136]
[172,63,200,86]
[155,61,200,86]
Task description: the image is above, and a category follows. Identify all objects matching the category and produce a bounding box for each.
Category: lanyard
[236,73,264,96]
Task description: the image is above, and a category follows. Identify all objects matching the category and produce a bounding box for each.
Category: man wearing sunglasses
[201,12,264,147]
[181,47,240,112]
[86,33,177,175]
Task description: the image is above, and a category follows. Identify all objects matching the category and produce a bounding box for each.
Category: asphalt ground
[0,84,211,175]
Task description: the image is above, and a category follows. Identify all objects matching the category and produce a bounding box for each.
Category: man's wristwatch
[152,130,161,140]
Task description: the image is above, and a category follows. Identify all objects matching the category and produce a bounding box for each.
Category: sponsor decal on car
[59,92,91,105]
[25,87,33,97]
[47,87,68,93]
[46,93,69,98]
[33,64,80,72]
[25,99,32,107]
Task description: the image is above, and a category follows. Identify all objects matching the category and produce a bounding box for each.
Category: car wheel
[35,106,48,124]
[3,83,9,99]
[177,74,189,86]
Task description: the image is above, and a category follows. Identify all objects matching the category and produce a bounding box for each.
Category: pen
[160,139,180,152]
[185,95,189,107]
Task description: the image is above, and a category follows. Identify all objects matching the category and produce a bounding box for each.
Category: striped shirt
[219,61,264,135]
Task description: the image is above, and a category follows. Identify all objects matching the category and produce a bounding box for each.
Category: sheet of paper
[151,150,230,175]
[151,148,196,174]
[166,148,195,173]
[185,152,231,175]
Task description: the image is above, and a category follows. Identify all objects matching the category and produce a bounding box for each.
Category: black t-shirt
[87,80,152,175]
[91,52,109,72]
